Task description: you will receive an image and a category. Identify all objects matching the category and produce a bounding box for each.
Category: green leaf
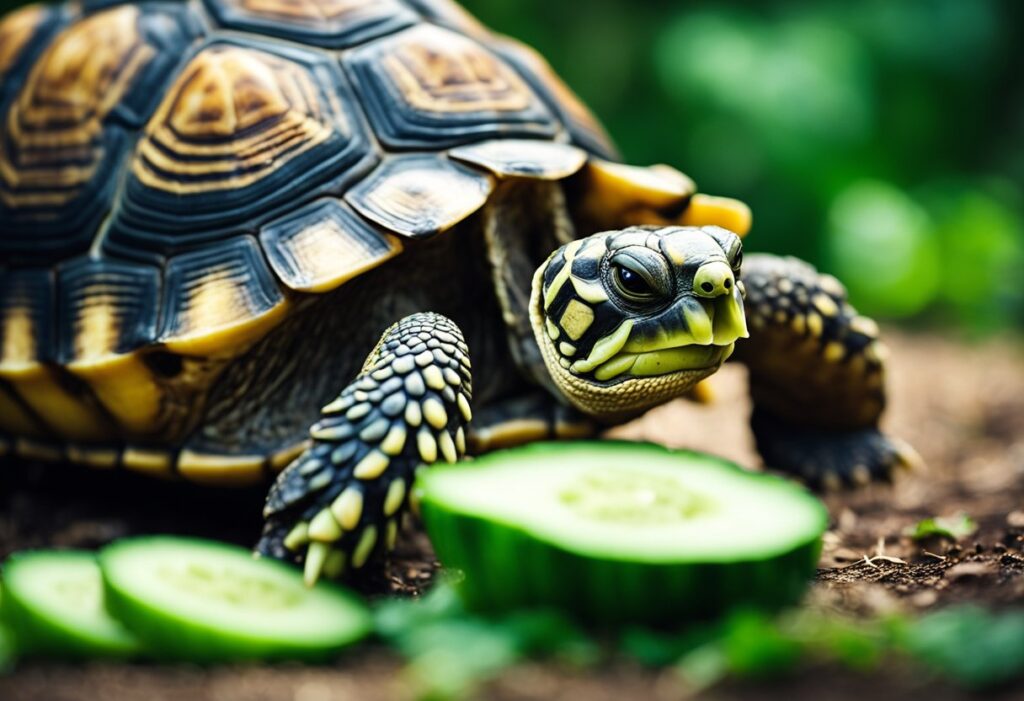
[904,513,978,541]
[899,606,1024,689]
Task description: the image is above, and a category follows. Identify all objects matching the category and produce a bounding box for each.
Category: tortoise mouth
[589,343,734,383]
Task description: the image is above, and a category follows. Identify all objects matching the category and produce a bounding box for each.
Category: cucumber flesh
[99,536,371,662]
[418,441,828,626]
[1,550,141,659]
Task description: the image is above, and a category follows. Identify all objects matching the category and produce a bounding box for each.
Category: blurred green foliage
[377,583,1024,700]
[464,0,1024,331]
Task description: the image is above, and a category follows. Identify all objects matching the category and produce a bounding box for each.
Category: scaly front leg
[256,312,473,584]
[734,255,920,489]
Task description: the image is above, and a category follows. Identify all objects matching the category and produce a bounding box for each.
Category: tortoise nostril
[693,261,735,298]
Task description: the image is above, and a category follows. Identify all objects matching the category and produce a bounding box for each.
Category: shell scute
[346,154,494,239]
[159,236,288,354]
[103,37,377,262]
[56,257,161,365]
[0,3,203,265]
[204,0,417,49]
[345,24,559,149]
[260,198,402,294]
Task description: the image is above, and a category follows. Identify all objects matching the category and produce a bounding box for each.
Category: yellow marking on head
[679,194,752,237]
[542,242,581,309]
[575,238,607,261]
[570,275,608,304]
[559,299,594,341]
[682,301,713,345]
[545,318,559,340]
[559,342,576,357]
[812,293,839,318]
[571,318,634,373]
[177,451,265,485]
[593,353,635,381]
[712,287,749,344]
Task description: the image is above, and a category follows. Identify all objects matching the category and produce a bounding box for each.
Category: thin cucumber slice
[99,536,371,662]
[1,550,141,659]
[418,441,828,626]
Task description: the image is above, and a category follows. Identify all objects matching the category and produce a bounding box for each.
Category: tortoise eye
[612,263,658,301]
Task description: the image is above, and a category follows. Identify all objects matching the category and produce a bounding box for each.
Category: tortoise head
[530,225,748,421]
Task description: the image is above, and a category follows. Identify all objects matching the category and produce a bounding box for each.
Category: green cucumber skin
[419,442,826,627]
[1,553,141,660]
[422,501,821,626]
[99,540,373,663]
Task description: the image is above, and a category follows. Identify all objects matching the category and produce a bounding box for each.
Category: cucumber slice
[418,441,828,626]
[1,550,141,659]
[99,536,371,662]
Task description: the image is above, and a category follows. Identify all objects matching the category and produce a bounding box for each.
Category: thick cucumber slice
[99,536,371,662]
[1,550,141,659]
[418,441,828,626]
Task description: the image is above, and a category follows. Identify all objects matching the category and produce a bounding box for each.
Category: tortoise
[0,0,916,582]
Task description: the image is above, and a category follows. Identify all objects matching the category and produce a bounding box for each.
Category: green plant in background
[463,0,1024,331]
[379,584,1024,700]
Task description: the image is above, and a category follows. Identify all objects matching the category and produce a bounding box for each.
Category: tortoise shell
[0,0,695,478]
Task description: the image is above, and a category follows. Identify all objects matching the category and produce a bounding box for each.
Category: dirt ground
[0,329,1022,700]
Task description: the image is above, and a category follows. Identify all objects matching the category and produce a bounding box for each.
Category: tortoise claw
[751,408,920,491]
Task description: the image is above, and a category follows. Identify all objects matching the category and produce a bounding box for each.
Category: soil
[1,329,1022,700]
